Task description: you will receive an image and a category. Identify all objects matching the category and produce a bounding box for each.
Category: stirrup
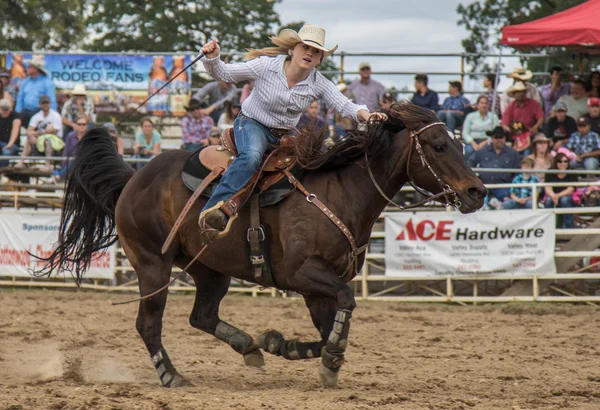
[198,201,236,244]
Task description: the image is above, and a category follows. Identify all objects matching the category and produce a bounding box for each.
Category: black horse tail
[35,128,135,283]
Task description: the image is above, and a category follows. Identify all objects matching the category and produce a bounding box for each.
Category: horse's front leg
[259,256,355,387]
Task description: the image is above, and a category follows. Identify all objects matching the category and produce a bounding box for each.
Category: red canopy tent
[501,0,600,51]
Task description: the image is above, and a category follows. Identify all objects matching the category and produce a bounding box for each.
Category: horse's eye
[433,144,444,153]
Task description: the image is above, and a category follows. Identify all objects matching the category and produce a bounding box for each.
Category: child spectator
[543,153,576,228]
[502,157,540,209]
[563,116,600,170]
[510,121,531,156]
[133,117,161,170]
[583,97,600,134]
[437,81,470,133]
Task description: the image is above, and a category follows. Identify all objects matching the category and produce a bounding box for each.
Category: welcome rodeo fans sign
[0,212,115,279]
[385,211,556,277]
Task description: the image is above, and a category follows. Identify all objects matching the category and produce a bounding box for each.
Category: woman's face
[477,97,489,113]
[142,121,153,136]
[556,156,569,170]
[535,141,548,154]
[291,43,321,71]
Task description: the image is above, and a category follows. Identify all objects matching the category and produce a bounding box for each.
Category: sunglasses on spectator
[76,122,87,126]
[492,136,505,139]
[557,160,569,163]
[360,67,370,71]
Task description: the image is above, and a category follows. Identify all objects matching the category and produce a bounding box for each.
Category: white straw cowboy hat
[24,54,48,75]
[71,84,88,96]
[507,66,533,81]
[507,81,528,98]
[277,24,338,57]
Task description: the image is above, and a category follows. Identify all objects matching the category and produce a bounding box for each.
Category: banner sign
[385,210,556,277]
[0,212,115,279]
[5,53,192,116]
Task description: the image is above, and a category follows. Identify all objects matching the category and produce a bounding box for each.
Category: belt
[239,112,290,139]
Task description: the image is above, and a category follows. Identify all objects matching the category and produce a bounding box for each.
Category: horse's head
[387,103,487,214]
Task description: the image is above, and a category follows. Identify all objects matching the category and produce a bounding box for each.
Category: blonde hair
[244,35,298,61]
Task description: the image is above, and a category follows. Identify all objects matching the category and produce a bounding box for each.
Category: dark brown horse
[40,102,486,388]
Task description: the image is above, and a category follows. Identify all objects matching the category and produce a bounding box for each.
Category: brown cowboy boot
[198,201,233,243]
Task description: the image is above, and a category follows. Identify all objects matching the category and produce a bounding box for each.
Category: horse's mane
[294,101,439,170]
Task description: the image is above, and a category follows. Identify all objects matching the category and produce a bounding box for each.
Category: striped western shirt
[202,54,367,130]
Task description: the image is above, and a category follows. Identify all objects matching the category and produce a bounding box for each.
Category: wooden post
[361,260,369,300]
[339,52,345,84]
[460,55,465,85]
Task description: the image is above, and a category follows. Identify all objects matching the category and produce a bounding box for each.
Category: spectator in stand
[15,55,56,127]
[501,67,542,114]
[411,74,438,112]
[297,100,326,138]
[133,117,161,170]
[502,81,544,135]
[584,97,600,134]
[527,133,553,181]
[15,95,63,172]
[510,121,532,157]
[180,98,214,151]
[0,71,17,103]
[347,62,386,111]
[380,91,394,111]
[482,73,501,118]
[543,153,576,229]
[502,157,540,209]
[102,122,125,156]
[437,81,470,133]
[556,79,588,120]
[539,66,570,117]
[563,116,600,170]
[587,71,600,98]
[56,115,88,182]
[545,101,577,148]
[0,99,21,166]
[208,127,221,146]
[61,84,95,136]
[468,126,520,209]
[462,95,499,159]
[240,82,254,104]
[192,80,238,123]
[217,100,240,130]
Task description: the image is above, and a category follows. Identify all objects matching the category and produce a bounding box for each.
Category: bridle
[366,121,462,211]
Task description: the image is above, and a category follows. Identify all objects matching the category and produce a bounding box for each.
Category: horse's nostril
[468,186,487,199]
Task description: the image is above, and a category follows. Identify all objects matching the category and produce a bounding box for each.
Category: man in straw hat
[502,81,544,136]
[15,54,57,127]
[500,66,542,114]
[195,24,385,240]
[61,84,95,135]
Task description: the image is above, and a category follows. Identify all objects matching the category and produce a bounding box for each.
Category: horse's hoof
[254,330,284,354]
[318,363,339,388]
[165,374,193,388]
[243,349,265,369]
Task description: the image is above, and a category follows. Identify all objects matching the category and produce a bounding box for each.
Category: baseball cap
[102,122,117,133]
[0,99,11,110]
[39,95,51,104]
[553,101,568,112]
[577,116,591,126]
[588,97,600,107]
[358,62,371,71]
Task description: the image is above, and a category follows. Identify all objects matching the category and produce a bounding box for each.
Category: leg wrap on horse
[258,330,321,360]
[151,348,191,387]
[323,309,352,369]
[215,321,254,354]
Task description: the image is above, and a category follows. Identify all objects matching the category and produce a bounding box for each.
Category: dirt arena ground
[1,289,600,410]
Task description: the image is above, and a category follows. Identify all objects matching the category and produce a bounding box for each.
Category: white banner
[0,212,115,279]
[385,210,556,277]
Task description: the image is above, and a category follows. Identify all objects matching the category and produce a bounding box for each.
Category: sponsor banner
[5,53,192,116]
[0,212,115,279]
[385,210,556,277]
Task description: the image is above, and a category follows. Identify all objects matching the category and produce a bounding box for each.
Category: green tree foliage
[85,0,282,53]
[457,0,587,75]
[0,0,85,50]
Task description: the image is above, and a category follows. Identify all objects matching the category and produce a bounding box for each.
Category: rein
[366,121,462,211]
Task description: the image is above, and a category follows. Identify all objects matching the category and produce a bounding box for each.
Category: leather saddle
[181,128,303,207]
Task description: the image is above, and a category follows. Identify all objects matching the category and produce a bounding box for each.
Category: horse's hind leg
[132,251,192,388]
[187,263,265,368]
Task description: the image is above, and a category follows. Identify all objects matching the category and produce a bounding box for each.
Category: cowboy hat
[184,98,207,111]
[506,81,527,98]
[71,84,88,96]
[507,66,533,81]
[276,24,338,58]
[24,54,47,75]
[531,133,550,144]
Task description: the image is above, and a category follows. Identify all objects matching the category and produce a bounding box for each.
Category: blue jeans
[487,188,511,202]
[570,157,599,171]
[464,140,486,160]
[502,199,533,209]
[544,195,574,228]
[133,153,155,171]
[182,142,204,152]
[203,114,279,210]
[437,111,464,133]
[0,142,19,167]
